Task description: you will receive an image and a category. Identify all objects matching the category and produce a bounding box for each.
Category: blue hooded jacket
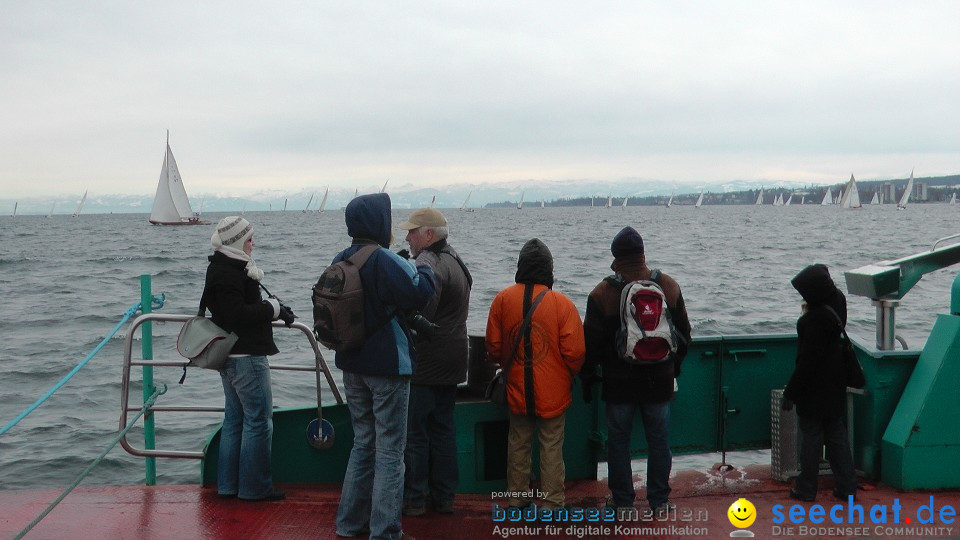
[333,193,437,376]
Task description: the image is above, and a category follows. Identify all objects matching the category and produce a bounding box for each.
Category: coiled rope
[0,294,165,437]
[15,384,167,540]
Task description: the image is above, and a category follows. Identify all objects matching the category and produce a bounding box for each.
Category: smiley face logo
[727,498,756,528]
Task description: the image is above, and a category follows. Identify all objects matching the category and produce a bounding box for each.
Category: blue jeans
[336,372,411,540]
[404,384,459,507]
[218,355,275,499]
[606,400,672,508]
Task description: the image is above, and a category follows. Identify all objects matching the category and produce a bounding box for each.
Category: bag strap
[823,305,851,342]
[500,287,549,378]
[346,244,379,268]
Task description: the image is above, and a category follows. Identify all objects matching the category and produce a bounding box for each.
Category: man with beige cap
[397,208,473,516]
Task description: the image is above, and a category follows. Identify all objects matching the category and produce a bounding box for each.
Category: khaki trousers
[506,412,566,508]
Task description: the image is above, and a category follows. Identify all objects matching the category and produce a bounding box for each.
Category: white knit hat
[211,216,253,250]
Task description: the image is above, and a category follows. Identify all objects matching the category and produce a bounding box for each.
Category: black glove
[396,249,410,260]
[278,304,297,327]
[407,313,440,340]
[781,398,794,411]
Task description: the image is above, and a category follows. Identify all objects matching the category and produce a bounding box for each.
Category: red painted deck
[3,465,960,539]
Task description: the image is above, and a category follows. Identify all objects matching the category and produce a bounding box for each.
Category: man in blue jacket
[334,193,436,540]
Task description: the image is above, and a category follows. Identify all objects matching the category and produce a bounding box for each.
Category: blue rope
[15,385,167,540]
[0,294,165,437]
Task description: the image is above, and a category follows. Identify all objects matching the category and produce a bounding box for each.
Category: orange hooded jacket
[484,239,585,419]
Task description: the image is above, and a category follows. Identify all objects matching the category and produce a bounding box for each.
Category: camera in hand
[406,312,440,340]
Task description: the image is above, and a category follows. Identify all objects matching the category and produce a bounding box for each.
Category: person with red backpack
[581,226,692,519]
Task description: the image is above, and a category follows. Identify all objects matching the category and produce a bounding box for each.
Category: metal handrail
[119,313,343,459]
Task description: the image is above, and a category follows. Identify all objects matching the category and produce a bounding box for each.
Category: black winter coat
[784,264,847,419]
[204,251,279,356]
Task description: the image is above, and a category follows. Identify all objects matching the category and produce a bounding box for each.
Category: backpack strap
[346,244,379,268]
[823,305,851,342]
[500,288,549,378]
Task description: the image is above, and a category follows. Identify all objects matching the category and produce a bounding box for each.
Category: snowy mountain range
[4,175,957,215]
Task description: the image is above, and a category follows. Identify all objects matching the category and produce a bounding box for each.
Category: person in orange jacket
[485,238,585,510]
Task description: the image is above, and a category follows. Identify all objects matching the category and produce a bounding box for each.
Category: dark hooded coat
[332,193,437,376]
[784,264,849,419]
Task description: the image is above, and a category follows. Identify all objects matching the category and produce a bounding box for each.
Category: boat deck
[4,463,960,539]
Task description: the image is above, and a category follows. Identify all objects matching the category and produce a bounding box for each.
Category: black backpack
[311,245,378,351]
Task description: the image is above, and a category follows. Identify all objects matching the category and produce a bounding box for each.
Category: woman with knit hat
[204,216,292,501]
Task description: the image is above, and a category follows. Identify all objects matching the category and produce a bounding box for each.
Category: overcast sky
[1,1,957,198]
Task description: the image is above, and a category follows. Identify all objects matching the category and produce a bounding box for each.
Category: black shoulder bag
[484,288,549,405]
[824,306,866,389]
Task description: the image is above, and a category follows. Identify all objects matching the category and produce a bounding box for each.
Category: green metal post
[140,274,157,485]
[952,273,960,316]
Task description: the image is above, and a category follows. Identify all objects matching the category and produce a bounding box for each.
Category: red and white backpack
[608,269,678,364]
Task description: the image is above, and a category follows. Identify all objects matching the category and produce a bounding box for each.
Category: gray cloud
[1,1,957,197]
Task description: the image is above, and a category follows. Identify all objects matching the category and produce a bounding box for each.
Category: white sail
[283,198,288,211]
[430,195,436,208]
[47,202,55,218]
[381,179,389,193]
[695,191,703,208]
[540,197,545,208]
[623,195,630,208]
[898,171,914,209]
[950,193,957,205]
[665,195,673,208]
[12,202,17,217]
[302,193,314,212]
[149,132,204,224]
[73,190,87,217]
[839,174,861,208]
[591,197,594,207]
[317,187,329,214]
[755,187,764,205]
[870,192,879,205]
[517,191,524,209]
[821,188,831,206]
[785,193,793,206]
[800,195,804,205]
[606,194,612,208]
[460,191,472,210]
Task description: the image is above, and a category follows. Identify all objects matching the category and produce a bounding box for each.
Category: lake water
[1,204,958,490]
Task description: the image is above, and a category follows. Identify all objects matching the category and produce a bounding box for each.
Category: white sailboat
[694,191,703,208]
[897,171,914,210]
[517,191,524,210]
[839,174,862,208]
[302,193,315,213]
[317,187,329,214]
[665,195,673,208]
[870,192,879,205]
[149,132,206,225]
[821,189,831,206]
[380,179,389,193]
[73,190,88,218]
[950,193,957,205]
[623,195,630,208]
[800,195,804,205]
[540,197,545,208]
[459,191,474,212]
[429,195,436,208]
[785,193,793,206]
[12,202,17,217]
[47,202,56,218]
[605,194,612,208]
[755,187,764,205]
[283,199,288,211]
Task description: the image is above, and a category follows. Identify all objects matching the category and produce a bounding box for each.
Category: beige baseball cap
[398,208,448,230]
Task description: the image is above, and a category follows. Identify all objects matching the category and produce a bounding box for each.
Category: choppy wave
[2,207,959,488]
